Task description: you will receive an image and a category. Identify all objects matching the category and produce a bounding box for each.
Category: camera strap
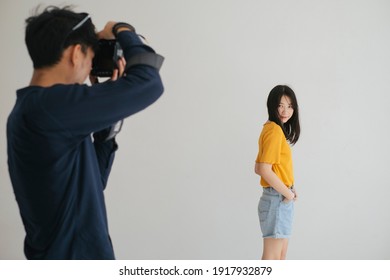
[125,53,164,71]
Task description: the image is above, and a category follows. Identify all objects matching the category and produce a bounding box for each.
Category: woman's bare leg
[280,238,289,260]
[262,238,289,260]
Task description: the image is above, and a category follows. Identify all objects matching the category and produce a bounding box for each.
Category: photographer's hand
[97,21,117,40]
[97,21,135,40]
[111,56,126,81]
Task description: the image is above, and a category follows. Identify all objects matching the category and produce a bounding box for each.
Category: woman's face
[278,95,294,123]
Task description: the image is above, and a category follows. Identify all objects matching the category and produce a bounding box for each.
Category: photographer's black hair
[267,85,300,145]
[25,6,98,69]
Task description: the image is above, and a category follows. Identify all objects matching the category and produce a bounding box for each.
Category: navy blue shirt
[7,31,163,259]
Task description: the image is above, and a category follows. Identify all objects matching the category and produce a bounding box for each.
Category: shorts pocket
[278,200,294,235]
[258,198,271,222]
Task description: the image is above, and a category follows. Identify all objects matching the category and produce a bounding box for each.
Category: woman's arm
[255,162,295,201]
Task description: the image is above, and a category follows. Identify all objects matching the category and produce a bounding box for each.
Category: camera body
[91,39,123,77]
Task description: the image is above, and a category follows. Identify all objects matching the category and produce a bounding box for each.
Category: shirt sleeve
[256,125,283,165]
[35,31,163,140]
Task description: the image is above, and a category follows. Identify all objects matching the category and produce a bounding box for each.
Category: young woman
[254,85,300,260]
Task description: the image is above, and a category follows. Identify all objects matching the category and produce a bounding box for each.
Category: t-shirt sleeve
[256,125,283,164]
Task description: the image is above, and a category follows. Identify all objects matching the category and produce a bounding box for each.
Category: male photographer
[7,6,164,259]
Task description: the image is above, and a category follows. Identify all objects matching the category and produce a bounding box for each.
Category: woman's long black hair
[267,85,300,145]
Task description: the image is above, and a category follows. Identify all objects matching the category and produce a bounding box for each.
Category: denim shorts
[258,187,294,239]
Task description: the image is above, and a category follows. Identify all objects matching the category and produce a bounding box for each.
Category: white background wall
[1,0,390,260]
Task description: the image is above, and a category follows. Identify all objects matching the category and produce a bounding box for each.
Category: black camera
[91,39,123,77]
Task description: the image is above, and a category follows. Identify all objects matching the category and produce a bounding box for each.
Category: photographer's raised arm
[85,21,162,188]
[40,21,164,139]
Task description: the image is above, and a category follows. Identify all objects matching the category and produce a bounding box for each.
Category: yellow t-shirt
[255,121,294,187]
